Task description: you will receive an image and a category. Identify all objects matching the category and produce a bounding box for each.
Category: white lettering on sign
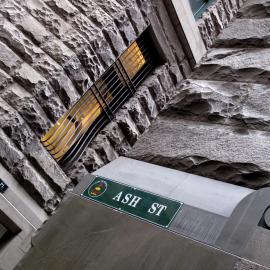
[112,191,123,201]
[112,192,142,208]
[147,203,167,216]
[121,193,132,204]
[128,195,142,208]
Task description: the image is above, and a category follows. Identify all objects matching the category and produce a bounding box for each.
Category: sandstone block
[135,86,158,120]
[0,129,59,212]
[114,108,140,145]
[0,17,80,107]
[24,139,72,194]
[222,0,234,21]
[236,0,270,18]
[0,40,65,122]
[12,62,66,122]
[123,96,151,133]
[44,0,79,18]
[197,19,213,48]
[0,97,35,151]
[91,134,119,163]
[1,83,52,136]
[102,25,126,57]
[68,0,112,27]
[167,79,270,132]
[1,1,90,93]
[101,121,131,155]
[142,75,167,111]
[64,147,104,183]
[128,117,270,189]
[216,19,270,47]
[192,48,270,84]
[126,7,147,35]
[115,12,137,45]
[0,68,13,89]
[154,65,176,100]
[92,0,124,17]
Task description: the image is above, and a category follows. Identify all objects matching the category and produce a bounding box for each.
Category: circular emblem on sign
[88,180,107,197]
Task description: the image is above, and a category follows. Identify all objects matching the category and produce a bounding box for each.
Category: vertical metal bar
[91,84,113,121]
[116,59,136,95]
[93,83,114,118]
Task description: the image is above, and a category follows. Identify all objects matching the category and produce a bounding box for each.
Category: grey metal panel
[244,227,270,267]
[170,205,227,245]
[73,174,226,245]
[216,188,270,268]
[233,259,270,270]
[16,195,238,270]
[94,157,253,217]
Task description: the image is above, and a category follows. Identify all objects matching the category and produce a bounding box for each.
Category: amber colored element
[41,40,145,162]
[41,88,105,161]
[120,41,145,79]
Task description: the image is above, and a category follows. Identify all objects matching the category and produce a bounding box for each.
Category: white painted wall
[0,163,48,270]
[169,0,206,64]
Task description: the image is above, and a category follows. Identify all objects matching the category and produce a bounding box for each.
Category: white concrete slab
[94,157,253,217]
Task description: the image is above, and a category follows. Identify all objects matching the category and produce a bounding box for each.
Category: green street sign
[81,176,183,228]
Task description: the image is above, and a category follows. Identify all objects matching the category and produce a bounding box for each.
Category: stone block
[1,83,52,136]
[126,7,147,35]
[178,59,192,80]
[101,121,131,155]
[14,0,93,93]
[153,0,186,63]
[114,108,140,145]
[197,19,213,48]
[222,0,235,21]
[0,17,80,108]
[0,68,13,89]
[102,24,126,57]
[12,63,66,122]
[0,39,65,122]
[209,3,226,34]
[93,0,124,17]
[142,75,167,111]
[216,19,270,47]
[65,147,104,182]
[192,48,270,85]
[154,65,176,100]
[25,139,72,194]
[115,12,137,45]
[1,1,90,93]
[128,116,270,189]
[0,129,59,212]
[123,96,151,133]
[167,79,270,132]
[236,0,270,18]
[0,97,35,151]
[91,134,119,163]
[135,86,158,120]
[44,0,79,18]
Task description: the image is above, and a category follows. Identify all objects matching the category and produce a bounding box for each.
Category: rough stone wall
[0,0,190,213]
[128,0,270,190]
[197,0,246,48]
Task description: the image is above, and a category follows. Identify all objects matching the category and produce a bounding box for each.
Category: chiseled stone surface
[234,259,270,270]
[128,116,270,189]
[216,19,270,47]
[192,48,270,84]
[128,0,270,190]
[167,80,270,132]
[236,0,270,18]
[197,0,245,48]
[0,0,189,207]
